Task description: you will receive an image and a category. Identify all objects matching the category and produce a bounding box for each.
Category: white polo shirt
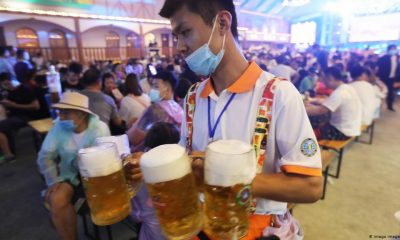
[323,84,362,137]
[350,81,378,125]
[179,62,321,215]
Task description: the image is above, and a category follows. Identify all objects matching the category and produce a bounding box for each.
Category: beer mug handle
[122,153,143,199]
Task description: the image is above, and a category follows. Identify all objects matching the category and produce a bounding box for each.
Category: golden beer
[82,170,131,226]
[96,135,140,199]
[78,143,132,226]
[140,144,204,240]
[205,140,256,240]
[147,173,203,240]
[204,183,251,239]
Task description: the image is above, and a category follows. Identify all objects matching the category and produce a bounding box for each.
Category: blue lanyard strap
[208,93,237,140]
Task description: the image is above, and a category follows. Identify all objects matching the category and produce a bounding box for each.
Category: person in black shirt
[62,62,84,92]
[0,72,39,163]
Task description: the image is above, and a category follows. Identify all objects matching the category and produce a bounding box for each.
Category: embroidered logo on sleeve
[301,138,318,157]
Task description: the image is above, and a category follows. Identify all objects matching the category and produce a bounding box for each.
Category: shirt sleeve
[322,88,342,112]
[36,122,62,187]
[136,105,159,131]
[179,95,188,148]
[110,97,120,120]
[274,81,322,176]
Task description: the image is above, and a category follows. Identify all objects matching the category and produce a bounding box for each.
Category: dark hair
[59,67,68,75]
[144,122,180,149]
[324,67,342,81]
[0,46,7,56]
[68,62,83,74]
[276,55,288,65]
[159,0,239,41]
[0,72,11,82]
[350,65,367,80]
[155,71,178,90]
[174,78,192,99]
[124,73,143,96]
[387,44,397,52]
[102,72,115,85]
[82,68,101,86]
[16,49,26,59]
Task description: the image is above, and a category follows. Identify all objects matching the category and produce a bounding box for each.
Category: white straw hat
[52,92,95,116]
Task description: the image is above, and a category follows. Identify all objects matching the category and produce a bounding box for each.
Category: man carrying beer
[126,0,322,239]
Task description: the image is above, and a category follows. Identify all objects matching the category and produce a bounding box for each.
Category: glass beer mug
[78,143,132,226]
[95,135,141,199]
[140,144,203,240]
[204,140,256,239]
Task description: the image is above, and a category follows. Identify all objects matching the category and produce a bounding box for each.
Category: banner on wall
[13,0,93,9]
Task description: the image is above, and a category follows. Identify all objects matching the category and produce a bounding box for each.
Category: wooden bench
[356,122,375,145]
[318,136,355,179]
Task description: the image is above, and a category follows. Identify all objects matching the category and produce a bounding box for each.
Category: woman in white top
[119,73,151,128]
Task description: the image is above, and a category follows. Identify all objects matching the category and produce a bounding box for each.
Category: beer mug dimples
[78,143,131,226]
[140,144,203,240]
[95,134,130,157]
[205,140,256,240]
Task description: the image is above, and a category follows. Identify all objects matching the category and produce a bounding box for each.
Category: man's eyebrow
[172,22,185,35]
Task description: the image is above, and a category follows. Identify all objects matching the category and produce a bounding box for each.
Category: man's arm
[305,104,330,116]
[1,99,40,110]
[252,173,322,203]
[37,124,60,187]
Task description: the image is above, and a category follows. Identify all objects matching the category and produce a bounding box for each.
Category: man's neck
[161,93,173,101]
[85,85,101,92]
[74,119,88,133]
[333,82,343,90]
[210,43,249,96]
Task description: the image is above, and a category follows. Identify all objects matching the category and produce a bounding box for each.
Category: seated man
[127,71,183,152]
[306,67,362,140]
[349,65,379,126]
[79,68,125,134]
[0,71,39,163]
[37,92,110,240]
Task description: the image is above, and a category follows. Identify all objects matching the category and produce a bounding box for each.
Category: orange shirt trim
[281,165,322,177]
[200,61,263,98]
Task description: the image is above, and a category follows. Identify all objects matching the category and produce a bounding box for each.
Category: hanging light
[282,0,310,7]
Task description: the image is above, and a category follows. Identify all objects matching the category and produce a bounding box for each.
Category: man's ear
[218,11,232,35]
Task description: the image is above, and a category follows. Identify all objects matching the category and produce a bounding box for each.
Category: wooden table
[28,118,53,134]
[28,118,54,152]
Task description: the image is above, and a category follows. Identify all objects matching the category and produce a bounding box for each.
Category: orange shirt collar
[200,61,263,98]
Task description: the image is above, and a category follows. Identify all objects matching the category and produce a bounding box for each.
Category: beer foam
[140,144,191,184]
[205,140,256,187]
[78,143,122,177]
[95,135,131,156]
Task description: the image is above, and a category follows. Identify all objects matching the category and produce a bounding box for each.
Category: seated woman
[129,122,180,240]
[119,73,151,128]
[37,92,110,240]
[102,72,123,105]
[127,71,183,152]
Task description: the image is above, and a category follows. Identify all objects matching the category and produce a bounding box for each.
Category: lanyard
[208,93,236,140]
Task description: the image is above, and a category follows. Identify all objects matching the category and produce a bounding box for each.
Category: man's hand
[0,99,16,108]
[190,151,205,191]
[123,152,144,184]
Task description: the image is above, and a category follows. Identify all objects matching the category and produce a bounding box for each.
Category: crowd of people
[0,0,399,238]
